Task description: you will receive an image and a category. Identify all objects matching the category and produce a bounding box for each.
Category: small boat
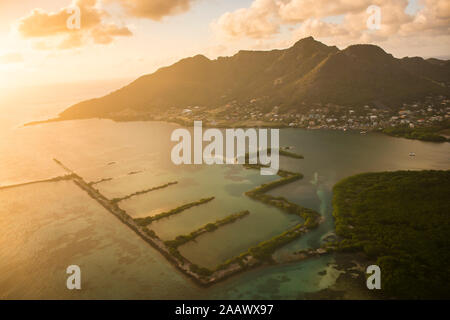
[360,131,367,135]
[409,152,416,157]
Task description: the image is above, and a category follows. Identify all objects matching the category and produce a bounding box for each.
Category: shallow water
[0,95,449,299]
[0,180,201,299]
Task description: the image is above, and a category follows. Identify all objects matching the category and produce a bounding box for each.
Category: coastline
[24,115,449,143]
[304,252,382,300]
[5,118,449,297]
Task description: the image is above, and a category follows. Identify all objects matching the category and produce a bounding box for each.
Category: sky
[0,0,449,90]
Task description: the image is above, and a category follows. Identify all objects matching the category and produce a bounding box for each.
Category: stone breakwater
[1,157,325,287]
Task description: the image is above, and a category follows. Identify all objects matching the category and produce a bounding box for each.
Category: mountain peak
[292,36,319,47]
[290,36,334,53]
[294,36,316,44]
[189,54,210,62]
[174,54,210,68]
[343,44,391,60]
[57,38,449,121]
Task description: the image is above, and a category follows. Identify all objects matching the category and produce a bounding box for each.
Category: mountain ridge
[57,37,450,121]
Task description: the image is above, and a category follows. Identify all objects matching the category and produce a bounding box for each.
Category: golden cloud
[91,24,132,44]
[213,0,450,44]
[212,0,280,39]
[108,0,196,20]
[16,0,132,49]
[278,0,370,23]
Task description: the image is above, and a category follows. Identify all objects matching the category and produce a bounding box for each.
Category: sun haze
[0,0,448,90]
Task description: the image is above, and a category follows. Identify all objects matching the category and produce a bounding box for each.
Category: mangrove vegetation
[111,181,178,203]
[383,122,449,142]
[165,210,250,248]
[135,196,215,226]
[333,170,450,299]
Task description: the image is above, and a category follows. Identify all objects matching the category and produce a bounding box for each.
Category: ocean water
[0,86,449,299]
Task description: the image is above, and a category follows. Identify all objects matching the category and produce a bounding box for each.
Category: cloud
[399,0,450,35]
[58,33,85,49]
[277,0,370,23]
[291,1,415,43]
[108,0,197,20]
[90,24,132,44]
[16,0,132,49]
[212,0,280,40]
[17,2,102,38]
[15,0,199,49]
[213,0,450,46]
[0,53,24,64]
